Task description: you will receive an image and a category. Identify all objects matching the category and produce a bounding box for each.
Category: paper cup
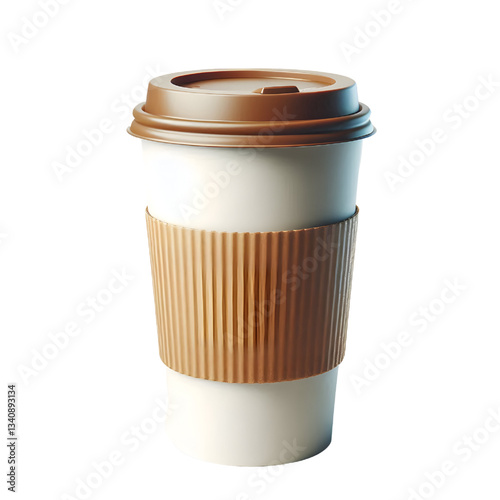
[129,69,375,465]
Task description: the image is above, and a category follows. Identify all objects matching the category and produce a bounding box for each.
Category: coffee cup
[129,69,375,466]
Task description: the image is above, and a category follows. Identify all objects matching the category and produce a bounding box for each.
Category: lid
[128,69,375,148]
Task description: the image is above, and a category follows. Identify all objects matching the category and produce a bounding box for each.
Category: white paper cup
[129,69,375,466]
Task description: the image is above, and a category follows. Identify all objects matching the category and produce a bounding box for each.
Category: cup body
[143,140,362,232]
[142,139,363,465]
[166,367,338,466]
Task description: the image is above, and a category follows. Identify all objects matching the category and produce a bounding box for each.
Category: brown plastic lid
[128,69,375,148]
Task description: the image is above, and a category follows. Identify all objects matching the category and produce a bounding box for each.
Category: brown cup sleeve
[145,208,358,383]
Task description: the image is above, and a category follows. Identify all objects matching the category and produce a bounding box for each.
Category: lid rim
[127,124,376,149]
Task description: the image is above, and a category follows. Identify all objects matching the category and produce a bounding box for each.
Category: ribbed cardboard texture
[146,208,358,383]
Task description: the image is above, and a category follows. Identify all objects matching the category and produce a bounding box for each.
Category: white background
[2,0,499,499]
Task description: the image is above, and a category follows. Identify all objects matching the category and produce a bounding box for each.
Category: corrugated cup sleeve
[146,208,358,383]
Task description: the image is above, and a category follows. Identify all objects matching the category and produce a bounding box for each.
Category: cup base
[165,367,338,466]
